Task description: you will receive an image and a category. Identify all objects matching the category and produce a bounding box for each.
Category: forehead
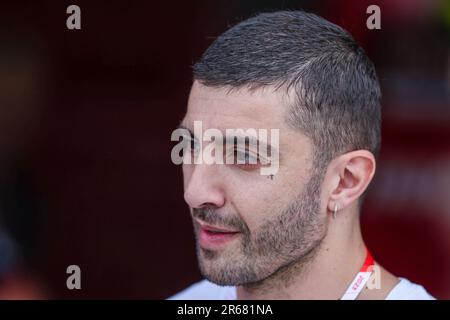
[183,81,287,131]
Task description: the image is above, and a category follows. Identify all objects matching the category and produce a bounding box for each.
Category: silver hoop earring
[333,203,339,219]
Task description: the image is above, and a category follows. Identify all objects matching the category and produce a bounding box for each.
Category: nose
[183,164,226,209]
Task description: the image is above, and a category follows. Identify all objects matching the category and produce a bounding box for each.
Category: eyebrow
[176,125,280,157]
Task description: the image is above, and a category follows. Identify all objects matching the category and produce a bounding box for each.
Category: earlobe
[333,203,339,219]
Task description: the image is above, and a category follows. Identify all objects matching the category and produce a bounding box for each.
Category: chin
[198,257,264,286]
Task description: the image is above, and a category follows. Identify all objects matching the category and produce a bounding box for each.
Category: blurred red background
[0,0,448,299]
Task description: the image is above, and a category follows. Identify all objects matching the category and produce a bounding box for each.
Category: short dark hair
[193,10,382,168]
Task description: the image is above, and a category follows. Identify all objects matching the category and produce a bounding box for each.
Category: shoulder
[386,277,436,300]
[168,280,236,300]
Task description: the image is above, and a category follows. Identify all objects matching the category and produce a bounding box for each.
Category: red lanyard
[341,249,375,300]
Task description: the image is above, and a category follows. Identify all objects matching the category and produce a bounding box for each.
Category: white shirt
[169,277,435,300]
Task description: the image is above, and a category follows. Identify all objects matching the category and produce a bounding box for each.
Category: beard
[191,167,328,287]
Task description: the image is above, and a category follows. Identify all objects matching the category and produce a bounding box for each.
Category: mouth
[195,219,241,250]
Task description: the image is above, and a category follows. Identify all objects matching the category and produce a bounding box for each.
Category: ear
[326,150,376,213]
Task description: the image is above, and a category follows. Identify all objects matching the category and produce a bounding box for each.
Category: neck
[236,208,367,299]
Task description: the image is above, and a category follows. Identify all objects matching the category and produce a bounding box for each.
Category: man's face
[181,81,329,286]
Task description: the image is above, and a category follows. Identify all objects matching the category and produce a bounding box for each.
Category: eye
[231,149,261,170]
[235,150,255,163]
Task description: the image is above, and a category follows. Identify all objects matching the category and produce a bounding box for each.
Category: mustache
[192,207,249,233]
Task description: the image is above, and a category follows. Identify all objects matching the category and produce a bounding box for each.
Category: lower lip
[198,228,240,249]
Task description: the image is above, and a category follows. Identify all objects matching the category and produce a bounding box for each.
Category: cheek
[229,178,291,231]
[228,166,312,231]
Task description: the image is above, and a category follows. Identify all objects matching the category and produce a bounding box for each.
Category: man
[170,11,434,300]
